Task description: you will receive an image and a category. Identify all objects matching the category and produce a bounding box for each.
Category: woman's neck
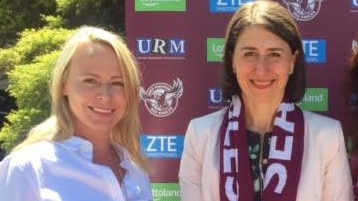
[244,98,281,135]
[74,130,112,161]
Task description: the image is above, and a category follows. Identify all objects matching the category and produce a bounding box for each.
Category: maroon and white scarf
[220,96,304,201]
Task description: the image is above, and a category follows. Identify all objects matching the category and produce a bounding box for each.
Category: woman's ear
[62,83,68,96]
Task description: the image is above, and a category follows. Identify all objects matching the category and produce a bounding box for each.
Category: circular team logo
[283,0,324,21]
[140,78,184,117]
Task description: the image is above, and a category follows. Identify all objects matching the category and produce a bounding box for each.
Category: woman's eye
[83,78,98,84]
[268,52,281,58]
[244,52,256,57]
[112,81,124,87]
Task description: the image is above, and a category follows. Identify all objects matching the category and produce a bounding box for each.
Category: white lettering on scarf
[224,100,241,200]
[275,103,295,133]
[269,136,293,160]
[263,103,295,194]
[225,177,239,201]
[224,122,239,146]
[223,149,239,172]
[264,164,287,193]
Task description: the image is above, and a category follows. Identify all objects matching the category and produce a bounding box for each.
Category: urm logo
[137,38,185,56]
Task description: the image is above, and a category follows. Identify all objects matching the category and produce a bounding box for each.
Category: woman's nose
[254,56,270,75]
[95,85,112,101]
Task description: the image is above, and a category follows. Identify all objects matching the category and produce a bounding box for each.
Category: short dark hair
[221,0,306,103]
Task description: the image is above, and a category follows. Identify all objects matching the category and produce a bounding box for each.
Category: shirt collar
[58,136,133,169]
[59,136,94,161]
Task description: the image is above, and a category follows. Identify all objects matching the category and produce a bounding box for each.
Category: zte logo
[215,0,252,6]
[353,0,358,7]
[146,136,177,152]
[136,38,186,56]
[302,39,326,64]
[140,135,184,159]
[210,0,254,13]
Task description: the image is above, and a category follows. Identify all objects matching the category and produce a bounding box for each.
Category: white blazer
[179,108,353,201]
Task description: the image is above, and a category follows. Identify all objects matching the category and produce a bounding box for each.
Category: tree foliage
[0,28,75,152]
[0,0,125,47]
[0,28,73,80]
[0,0,125,154]
[0,0,56,47]
[56,0,125,32]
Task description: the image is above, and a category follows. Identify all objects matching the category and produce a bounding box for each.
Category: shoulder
[301,110,344,151]
[0,141,56,192]
[188,108,227,131]
[0,141,55,170]
[302,110,342,132]
[184,108,227,145]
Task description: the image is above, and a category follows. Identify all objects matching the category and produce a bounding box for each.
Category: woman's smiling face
[232,25,297,103]
[62,42,127,135]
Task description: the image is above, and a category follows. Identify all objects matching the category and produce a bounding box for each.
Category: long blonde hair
[13,26,149,172]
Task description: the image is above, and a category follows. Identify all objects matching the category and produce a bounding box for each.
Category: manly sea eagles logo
[283,0,324,21]
[140,78,184,117]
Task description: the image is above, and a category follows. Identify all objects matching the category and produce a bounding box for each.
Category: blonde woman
[0,26,152,201]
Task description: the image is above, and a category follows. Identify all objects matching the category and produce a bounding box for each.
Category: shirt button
[136,186,141,194]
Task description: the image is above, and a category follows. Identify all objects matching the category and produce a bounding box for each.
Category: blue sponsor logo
[209,0,254,13]
[302,39,326,64]
[352,0,358,8]
[140,135,184,159]
[208,88,228,109]
[136,38,186,57]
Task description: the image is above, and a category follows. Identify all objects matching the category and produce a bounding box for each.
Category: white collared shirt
[0,136,153,201]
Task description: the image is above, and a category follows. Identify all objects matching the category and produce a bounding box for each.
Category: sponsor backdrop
[126,0,358,200]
